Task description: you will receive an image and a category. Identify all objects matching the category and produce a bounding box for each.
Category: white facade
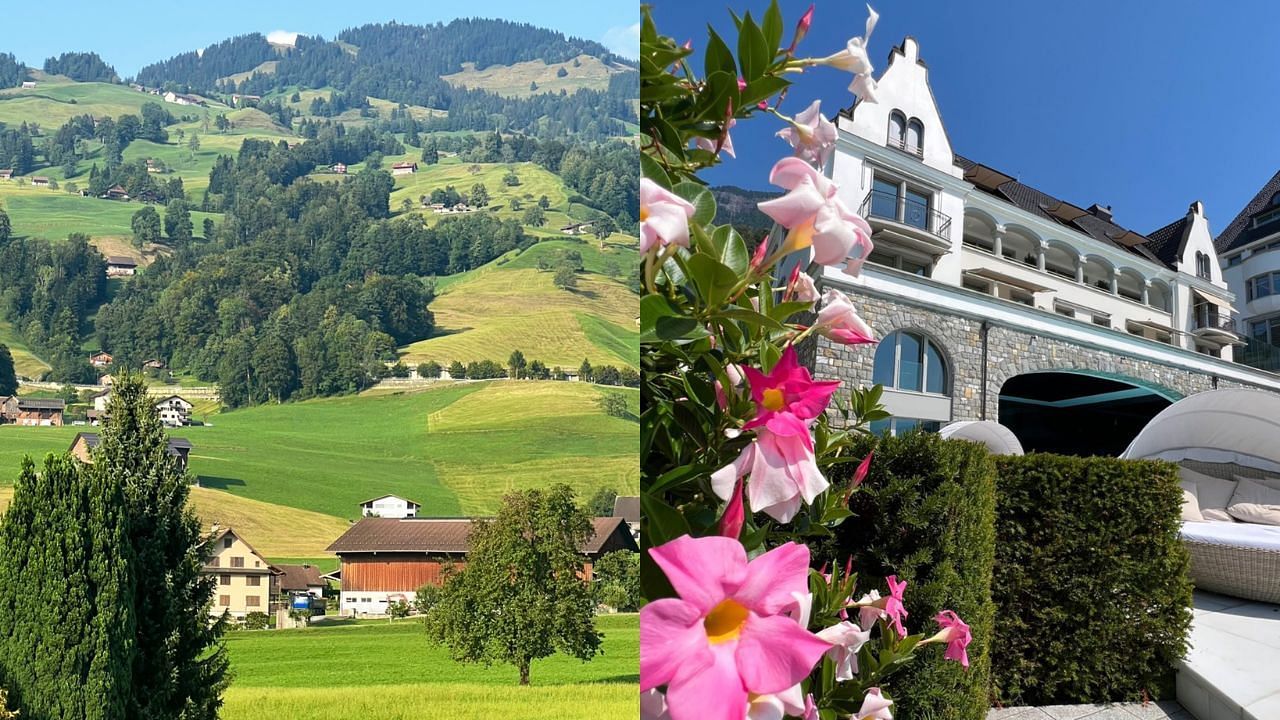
[1219,186,1280,368]
[360,495,420,518]
[826,36,1243,373]
[340,590,411,616]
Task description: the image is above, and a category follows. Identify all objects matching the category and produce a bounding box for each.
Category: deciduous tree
[425,485,601,685]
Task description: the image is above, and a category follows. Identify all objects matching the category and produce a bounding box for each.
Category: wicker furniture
[1179,460,1280,604]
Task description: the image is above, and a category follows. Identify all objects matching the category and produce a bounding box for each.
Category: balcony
[1191,313,1244,344]
[860,189,953,255]
[1239,336,1280,373]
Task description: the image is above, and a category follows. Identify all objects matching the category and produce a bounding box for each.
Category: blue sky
[1,0,638,75]
[650,0,1280,236]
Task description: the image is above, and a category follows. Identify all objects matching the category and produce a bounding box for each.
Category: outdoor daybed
[1122,389,1280,604]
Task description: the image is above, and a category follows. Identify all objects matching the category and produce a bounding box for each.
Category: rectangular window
[1093,315,1111,328]
[247,576,260,587]
[208,557,219,568]
[1054,303,1074,317]
[223,538,232,549]
[903,188,930,230]
[231,557,244,568]
[246,596,260,607]
[219,574,231,586]
[219,595,230,607]
[871,177,898,220]
[1270,317,1280,348]
[897,332,924,392]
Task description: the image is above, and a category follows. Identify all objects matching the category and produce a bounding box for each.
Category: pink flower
[641,178,696,254]
[746,683,806,720]
[640,536,832,720]
[816,5,881,100]
[802,694,819,720]
[856,590,886,631]
[776,100,838,168]
[815,620,871,681]
[786,5,815,54]
[714,363,743,410]
[814,289,876,344]
[711,428,828,523]
[757,158,873,267]
[883,576,908,638]
[843,450,875,504]
[642,688,672,720]
[717,476,745,540]
[856,688,893,720]
[742,347,839,439]
[930,610,972,669]
[785,266,820,307]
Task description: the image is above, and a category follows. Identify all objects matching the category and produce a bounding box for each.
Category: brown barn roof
[612,496,639,523]
[274,564,326,592]
[70,431,191,454]
[13,398,66,410]
[326,516,635,556]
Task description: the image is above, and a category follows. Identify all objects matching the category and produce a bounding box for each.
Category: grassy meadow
[0,76,227,128]
[220,614,638,720]
[0,320,50,379]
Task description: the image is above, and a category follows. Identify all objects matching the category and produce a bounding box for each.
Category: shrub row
[990,454,1191,705]
[826,433,1192,717]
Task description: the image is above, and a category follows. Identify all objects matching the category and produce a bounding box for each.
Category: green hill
[0,75,226,127]
[0,380,637,526]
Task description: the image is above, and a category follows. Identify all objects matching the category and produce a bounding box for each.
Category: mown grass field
[220,614,637,720]
[0,182,221,243]
[0,76,227,128]
[0,380,637,522]
[0,320,50,379]
[441,54,626,98]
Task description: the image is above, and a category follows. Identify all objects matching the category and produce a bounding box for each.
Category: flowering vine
[640,3,972,719]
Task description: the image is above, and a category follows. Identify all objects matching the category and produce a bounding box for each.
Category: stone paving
[987,701,1190,720]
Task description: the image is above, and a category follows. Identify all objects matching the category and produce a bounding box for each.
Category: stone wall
[813,291,1258,427]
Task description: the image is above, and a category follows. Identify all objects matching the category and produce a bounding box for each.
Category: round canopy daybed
[1122,389,1280,604]
[939,420,1025,456]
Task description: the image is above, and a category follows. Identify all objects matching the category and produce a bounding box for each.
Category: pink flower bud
[788,5,815,53]
[717,477,745,539]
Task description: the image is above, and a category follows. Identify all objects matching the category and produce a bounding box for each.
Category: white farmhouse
[360,494,421,519]
[154,395,194,427]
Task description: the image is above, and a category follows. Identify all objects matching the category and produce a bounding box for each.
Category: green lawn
[0,77,228,128]
[220,614,637,719]
[0,182,220,243]
[0,320,49,379]
[441,54,626,99]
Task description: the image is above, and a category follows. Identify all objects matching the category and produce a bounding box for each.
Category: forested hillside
[136,20,637,140]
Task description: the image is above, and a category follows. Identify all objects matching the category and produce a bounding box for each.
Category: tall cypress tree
[89,371,228,719]
[0,454,135,719]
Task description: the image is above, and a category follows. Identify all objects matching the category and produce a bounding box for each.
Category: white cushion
[1233,474,1280,493]
[1179,480,1205,522]
[1227,478,1280,526]
[1201,508,1235,522]
[1182,519,1280,550]
[1180,467,1237,513]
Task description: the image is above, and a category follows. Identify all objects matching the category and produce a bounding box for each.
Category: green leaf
[640,294,684,334]
[686,254,738,306]
[704,26,737,78]
[713,225,749,275]
[769,300,816,323]
[673,181,717,227]
[641,493,691,548]
[717,307,785,331]
[737,14,769,81]
[655,315,702,341]
[762,0,784,56]
[640,153,671,187]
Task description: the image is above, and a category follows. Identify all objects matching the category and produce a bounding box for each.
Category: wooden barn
[326,516,637,616]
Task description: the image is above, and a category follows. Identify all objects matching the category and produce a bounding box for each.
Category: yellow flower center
[762,387,786,411]
[704,599,749,645]
[781,218,817,254]
[640,205,650,222]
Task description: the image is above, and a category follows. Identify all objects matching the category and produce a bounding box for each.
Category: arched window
[888,111,906,149]
[906,119,924,156]
[1195,251,1212,280]
[872,330,947,395]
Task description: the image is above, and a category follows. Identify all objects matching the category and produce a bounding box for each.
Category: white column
[1141,280,1151,306]
[1036,242,1046,272]
[993,226,1005,257]
[1076,254,1086,283]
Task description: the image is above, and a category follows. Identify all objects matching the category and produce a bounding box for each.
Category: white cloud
[266,30,300,47]
[601,22,640,60]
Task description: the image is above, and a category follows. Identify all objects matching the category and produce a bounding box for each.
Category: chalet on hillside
[230,94,261,108]
[89,351,113,367]
[163,91,206,107]
[29,176,50,188]
[0,169,12,180]
[326,516,637,616]
[68,432,193,471]
[106,256,138,277]
[360,494,421,519]
[612,496,640,543]
[154,395,194,427]
[203,527,280,619]
[0,396,65,426]
[20,81,36,89]
[101,185,130,201]
[560,222,594,236]
[145,159,163,174]
[143,358,166,370]
[391,161,418,176]
[274,564,327,598]
[330,162,347,174]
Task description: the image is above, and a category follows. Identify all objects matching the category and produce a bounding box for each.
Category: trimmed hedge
[991,455,1192,705]
[829,431,997,720]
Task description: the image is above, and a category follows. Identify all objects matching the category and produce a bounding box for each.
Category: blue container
[291,595,311,610]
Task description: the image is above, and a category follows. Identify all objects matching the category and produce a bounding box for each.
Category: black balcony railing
[1192,313,1239,334]
[859,189,952,241]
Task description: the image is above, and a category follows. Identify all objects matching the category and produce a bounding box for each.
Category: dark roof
[954,154,1172,269]
[274,564,326,591]
[71,432,191,454]
[1144,216,1190,268]
[106,256,138,266]
[326,516,636,556]
[13,398,65,410]
[612,496,639,523]
[1215,170,1280,255]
